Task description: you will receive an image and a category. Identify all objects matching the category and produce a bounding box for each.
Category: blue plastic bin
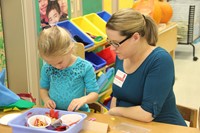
[8,108,87,133]
[85,52,106,70]
[57,20,94,49]
[97,11,111,22]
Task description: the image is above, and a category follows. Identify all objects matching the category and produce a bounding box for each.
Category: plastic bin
[97,11,111,22]
[85,52,106,70]
[84,13,107,35]
[97,46,116,65]
[57,20,94,49]
[97,67,115,93]
[8,108,87,133]
[71,17,107,45]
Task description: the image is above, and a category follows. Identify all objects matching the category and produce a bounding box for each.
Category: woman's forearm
[109,105,154,122]
[110,97,116,109]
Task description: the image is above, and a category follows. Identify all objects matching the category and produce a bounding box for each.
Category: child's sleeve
[84,63,99,94]
[40,65,50,90]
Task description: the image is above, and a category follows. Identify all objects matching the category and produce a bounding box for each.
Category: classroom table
[0,109,200,133]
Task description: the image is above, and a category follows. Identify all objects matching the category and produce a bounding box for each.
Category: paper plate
[60,114,82,125]
[0,113,21,125]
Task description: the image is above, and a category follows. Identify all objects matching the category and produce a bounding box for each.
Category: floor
[173,42,200,127]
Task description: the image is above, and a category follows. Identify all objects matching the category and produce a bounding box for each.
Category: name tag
[113,70,127,88]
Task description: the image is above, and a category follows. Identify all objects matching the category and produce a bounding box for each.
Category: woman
[106,8,186,126]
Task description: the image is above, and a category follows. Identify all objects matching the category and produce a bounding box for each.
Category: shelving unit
[95,63,114,74]
[76,42,114,99]
[85,42,108,52]
[177,5,198,61]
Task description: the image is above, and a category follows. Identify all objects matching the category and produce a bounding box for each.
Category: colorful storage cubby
[84,13,107,35]
[97,67,115,93]
[56,20,94,49]
[71,17,107,45]
[85,52,106,70]
[97,11,111,22]
[8,108,87,133]
[97,46,116,65]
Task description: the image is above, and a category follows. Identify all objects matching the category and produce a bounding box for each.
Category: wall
[0,0,40,105]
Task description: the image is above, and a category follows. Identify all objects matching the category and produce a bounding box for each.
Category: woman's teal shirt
[113,47,187,126]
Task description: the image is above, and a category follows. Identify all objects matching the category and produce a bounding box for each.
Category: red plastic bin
[97,46,116,65]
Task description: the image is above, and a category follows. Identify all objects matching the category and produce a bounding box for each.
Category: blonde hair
[106,8,158,46]
[38,26,73,57]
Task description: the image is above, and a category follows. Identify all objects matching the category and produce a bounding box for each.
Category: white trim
[112,0,118,13]
[21,0,40,105]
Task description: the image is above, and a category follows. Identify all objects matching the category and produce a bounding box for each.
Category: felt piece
[2,99,35,109]
[0,68,20,106]
[0,68,6,84]
[3,107,20,112]
[0,81,20,107]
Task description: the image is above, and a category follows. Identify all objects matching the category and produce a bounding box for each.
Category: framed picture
[38,0,68,29]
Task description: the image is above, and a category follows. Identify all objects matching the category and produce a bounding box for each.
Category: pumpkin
[132,0,162,24]
[159,0,173,23]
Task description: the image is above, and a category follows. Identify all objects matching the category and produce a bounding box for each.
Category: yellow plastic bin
[84,13,107,35]
[71,16,107,45]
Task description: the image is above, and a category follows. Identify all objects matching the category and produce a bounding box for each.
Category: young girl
[38,26,99,112]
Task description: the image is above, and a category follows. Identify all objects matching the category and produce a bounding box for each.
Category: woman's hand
[44,98,56,109]
[107,107,122,116]
[68,97,87,111]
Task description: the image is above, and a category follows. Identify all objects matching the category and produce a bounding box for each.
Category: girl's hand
[44,99,56,109]
[68,97,87,111]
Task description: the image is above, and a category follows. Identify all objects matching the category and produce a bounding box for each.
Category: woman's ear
[132,32,140,41]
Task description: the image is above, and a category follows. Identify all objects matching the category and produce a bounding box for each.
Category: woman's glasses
[107,34,133,48]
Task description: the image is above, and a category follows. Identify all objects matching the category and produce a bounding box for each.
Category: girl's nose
[55,64,62,70]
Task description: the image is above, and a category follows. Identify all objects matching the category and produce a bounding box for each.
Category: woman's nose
[110,45,117,51]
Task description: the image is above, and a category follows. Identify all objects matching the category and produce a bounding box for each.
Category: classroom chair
[88,102,106,113]
[198,107,200,129]
[177,104,197,128]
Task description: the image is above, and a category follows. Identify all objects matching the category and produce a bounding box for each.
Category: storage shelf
[95,63,114,73]
[99,87,112,98]
[85,42,108,52]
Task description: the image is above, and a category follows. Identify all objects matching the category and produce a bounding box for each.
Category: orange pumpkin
[151,0,162,24]
[159,1,173,23]
[132,0,162,24]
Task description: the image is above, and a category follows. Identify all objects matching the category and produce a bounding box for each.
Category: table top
[158,22,177,35]
[0,109,199,133]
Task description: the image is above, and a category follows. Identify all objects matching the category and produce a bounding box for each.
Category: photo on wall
[39,0,68,29]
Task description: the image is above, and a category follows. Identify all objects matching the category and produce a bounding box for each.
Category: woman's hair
[106,8,158,46]
[46,0,61,17]
[38,26,73,57]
